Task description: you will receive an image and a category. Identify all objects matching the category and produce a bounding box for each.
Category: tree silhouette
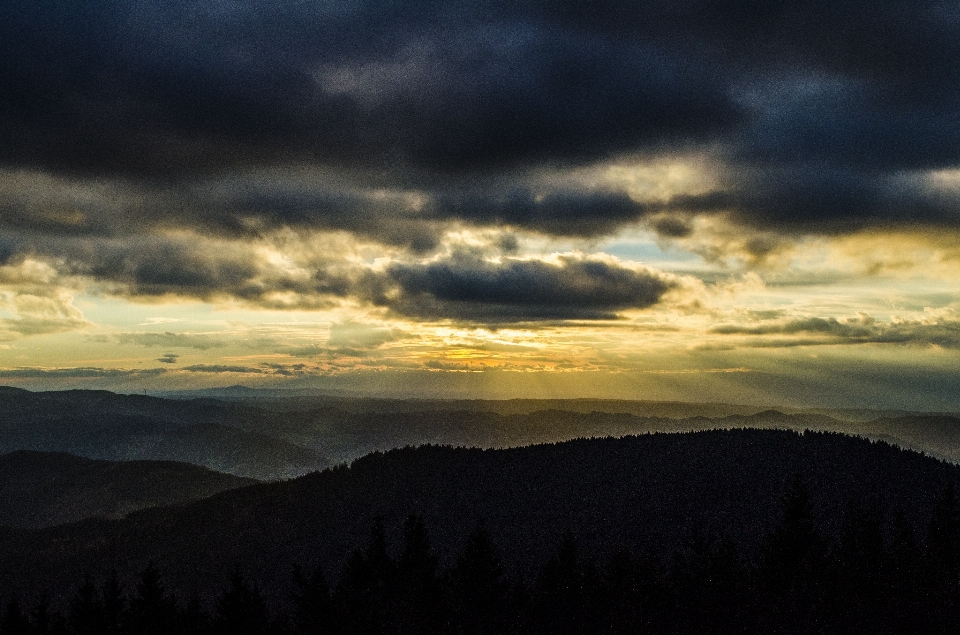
[213,571,271,635]
[291,564,332,635]
[532,533,604,635]
[335,517,396,635]
[833,499,887,633]
[604,547,667,635]
[670,527,748,635]
[1,597,30,635]
[67,577,104,635]
[923,482,960,632]
[756,475,830,634]
[450,522,510,635]
[30,594,54,635]
[127,562,176,635]
[395,515,444,634]
[100,571,125,635]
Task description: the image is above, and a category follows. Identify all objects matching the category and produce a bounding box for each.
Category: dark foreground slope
[0,451,257,528]
[0,429,956,608]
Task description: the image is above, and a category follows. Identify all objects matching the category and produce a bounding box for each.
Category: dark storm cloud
[427,189,647,236]
[0,0,737,181]
[156,353,179,364]
[374,253,677,321]
[1,0,959,240]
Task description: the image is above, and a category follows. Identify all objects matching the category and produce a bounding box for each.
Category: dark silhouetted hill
[0,451,257,528]
[0,428,957,609]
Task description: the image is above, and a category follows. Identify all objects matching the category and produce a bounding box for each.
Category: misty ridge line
[3,386,960,482]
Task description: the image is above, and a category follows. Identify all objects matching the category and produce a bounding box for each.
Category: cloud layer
[378,253,679,321]
[1,0,958,247]
[1,0,959,352]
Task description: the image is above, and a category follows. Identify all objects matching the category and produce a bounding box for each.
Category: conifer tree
[213,571,272,635]
[68,577,104,635]
[395,515,443,634]
[335,517,395,635]
[450,522,509,635]
[291,564,332,635]
[100,571,126,635]
[1,597,30,635]
[127,562,177,635]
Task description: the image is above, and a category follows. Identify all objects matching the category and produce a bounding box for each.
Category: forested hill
[0,451,256,528]
[0,428,956,609]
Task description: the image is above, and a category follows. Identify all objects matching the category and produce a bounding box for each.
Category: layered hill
[3,387,960,481]
[0,451,257,528]
[0,428,956,607]
[0,387,330,479]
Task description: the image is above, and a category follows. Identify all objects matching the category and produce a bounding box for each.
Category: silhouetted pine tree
[335,517,395,635]
[670,527,749,635]
[395,515,445,634]
[100,571,125,635]
[832,499,888,633]
[213,571,272,635]
[887,513,926,634]
[923,482,960,633]
[450,522,510,635]
[604,547,668,635]
[291,564,332,635]
[31,594,53,635]
[532,533,605,635]
[756,475,830,634]
[68,577,104,635]
[127,562,177,635]
[178,595,210,635]
[1,597,30,635]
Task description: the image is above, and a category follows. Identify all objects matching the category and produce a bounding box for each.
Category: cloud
[372,252,680,322]
[179,363,317,375]
[0,2,739,181]
[116,332,228,350]
[710,312,960,349]
[327,320,406,348]
[0,367,167,379]
[1,0,955,248]
[156,353,179,364]
[0,288,90,341]
[180,365,265,374]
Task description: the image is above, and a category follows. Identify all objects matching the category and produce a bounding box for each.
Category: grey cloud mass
[376,253,678,321]
[1,0,959,339]
[2,0,958,248]
[117,332,228,350]
[712,315,960,349]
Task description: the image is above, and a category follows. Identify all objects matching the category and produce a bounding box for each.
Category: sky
[1,0,960,409]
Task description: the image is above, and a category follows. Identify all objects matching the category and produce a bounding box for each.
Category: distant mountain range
[0,451,256,528]
[0,428,956,608]
[0,387,330,480]
[3,386,960,480]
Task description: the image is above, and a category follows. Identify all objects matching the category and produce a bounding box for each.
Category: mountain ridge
[0,450,257,528]
[0,428,956,608]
